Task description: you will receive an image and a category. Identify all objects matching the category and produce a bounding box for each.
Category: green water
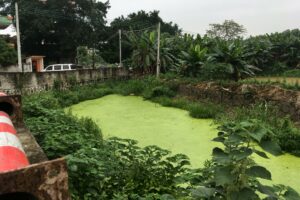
[69,94,300,192]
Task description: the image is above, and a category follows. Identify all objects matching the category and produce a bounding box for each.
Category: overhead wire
[104,31,119,42]
[122,25,157,34]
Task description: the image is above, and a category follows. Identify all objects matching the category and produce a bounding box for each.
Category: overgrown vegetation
[23,91,190,199]
[217,104,300,156]
[188,121,299,199]
[0,37,17,67]
[123,26,300,81]
[23,78,300,199]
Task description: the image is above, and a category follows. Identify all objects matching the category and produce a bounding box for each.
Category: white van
[43,64,79,72]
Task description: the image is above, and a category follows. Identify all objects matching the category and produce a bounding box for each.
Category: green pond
[69,94,300,192]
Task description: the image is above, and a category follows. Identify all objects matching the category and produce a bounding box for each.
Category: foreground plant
[190,120,300,200]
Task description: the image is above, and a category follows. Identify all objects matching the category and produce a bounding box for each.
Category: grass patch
[151,96,223,119]
[187,102,221,119]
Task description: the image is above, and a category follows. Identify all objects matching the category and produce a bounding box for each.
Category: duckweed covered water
[69,94,300,192]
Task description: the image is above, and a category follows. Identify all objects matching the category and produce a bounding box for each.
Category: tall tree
[206,20,246,40]
[0,0,109,64]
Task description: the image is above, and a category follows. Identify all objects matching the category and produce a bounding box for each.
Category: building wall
[0,67,129,94]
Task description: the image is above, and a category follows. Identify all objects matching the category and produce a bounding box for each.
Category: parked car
[42,64,82,72]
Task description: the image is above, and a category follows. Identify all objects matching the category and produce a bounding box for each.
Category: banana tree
[125,31,176,74]
[209,39,260,81]
[125,31,156,73]
[176,44,208,77]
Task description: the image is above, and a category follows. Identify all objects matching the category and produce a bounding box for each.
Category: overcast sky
[103,0,300,36]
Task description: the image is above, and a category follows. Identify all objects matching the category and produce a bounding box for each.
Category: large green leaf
[226,134,244,145]
[258,184,277,198]
[246,166,272,180]
[231,148,252,161]
[191,187,215,198]
[229,188,259,200]
[260,140,282,156]
[249,127,267,142]
[214,166,235,186]
[212,148,230,164]
[254,150,269,159]
[283,187,300,200]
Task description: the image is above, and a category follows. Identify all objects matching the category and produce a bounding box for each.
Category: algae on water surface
[69,94,300,192]
[69,94,217,167]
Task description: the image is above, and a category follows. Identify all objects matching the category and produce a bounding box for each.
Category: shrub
[25,109,102,159]
[114,79,147,95]
[217,103,300,155]
[54,91,80,107]
[152,97,189,110]
[192,120,300,199]
[144,86,176,99]
[76,87,112,102]
[200,62,232,80]
[188,102,221,119]
[0,38,17,67]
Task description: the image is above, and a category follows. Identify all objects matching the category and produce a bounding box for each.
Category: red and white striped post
[0,93,29,172]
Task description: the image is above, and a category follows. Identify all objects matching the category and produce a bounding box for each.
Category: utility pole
[156,22,161,78]
[92,46,95,69]
[119,29,122,67]
[15,2,23,72]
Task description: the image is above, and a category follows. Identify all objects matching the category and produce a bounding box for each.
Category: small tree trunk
[233,67,240,82]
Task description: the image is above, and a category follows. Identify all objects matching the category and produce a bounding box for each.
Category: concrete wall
[0,67,129,94]
[0,64,21,72]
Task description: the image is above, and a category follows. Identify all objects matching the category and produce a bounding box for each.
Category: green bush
[152,97,189,109]
[200,62,232,80]
[193,120,300,199]
[114,79,147,95]
[217,103,300,155]
[144,86,176,99]
[0,38,17,67]
[188,102,221,119]
[68,138,190,199]
[25,110,102,159]
[54,91,80,107]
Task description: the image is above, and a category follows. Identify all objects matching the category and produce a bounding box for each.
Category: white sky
[102,0,300,36]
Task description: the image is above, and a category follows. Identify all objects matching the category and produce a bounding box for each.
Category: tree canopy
[0,0,110,63]
[0,37,17,67]
[110,10,181,35]
[206,19,246,40]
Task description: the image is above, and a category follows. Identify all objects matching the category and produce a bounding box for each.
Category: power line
[122,25,157,34]
[104,31,119,42]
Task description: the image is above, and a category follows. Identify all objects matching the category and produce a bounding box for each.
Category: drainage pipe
[0,93,29,172]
